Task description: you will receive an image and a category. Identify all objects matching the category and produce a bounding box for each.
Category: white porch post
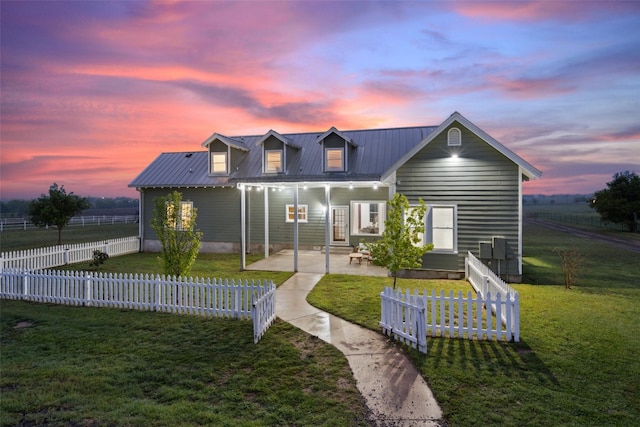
[325,184,330,273]
[264,186,269,259]
[240,184,246,270]
[293,184,299,273]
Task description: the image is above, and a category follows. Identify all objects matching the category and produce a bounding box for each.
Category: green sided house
[129,112,541,282]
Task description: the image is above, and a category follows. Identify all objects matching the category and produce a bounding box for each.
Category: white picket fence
[466,251,519,327]
[380,285,520,354]
[0,236,140,271]
[0,268,277,343]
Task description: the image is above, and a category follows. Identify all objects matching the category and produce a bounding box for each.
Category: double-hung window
[211,152,227,174]
[426,205,457,252]
[325,147,344,171]
[265,150,283,173]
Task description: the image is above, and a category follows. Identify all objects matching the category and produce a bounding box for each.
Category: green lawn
[1,302,369,426]
[0,223,139,252]
[308,221,640,426]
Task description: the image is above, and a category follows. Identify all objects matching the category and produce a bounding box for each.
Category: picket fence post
[85,272,92,307]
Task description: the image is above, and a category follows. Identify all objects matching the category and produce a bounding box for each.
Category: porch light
[349,183,353,189]
[373,184,378,190]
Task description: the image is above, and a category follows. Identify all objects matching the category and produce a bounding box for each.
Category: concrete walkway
[276,272,444,427]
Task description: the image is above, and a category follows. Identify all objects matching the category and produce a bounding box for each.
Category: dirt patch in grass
[14,321,34,329]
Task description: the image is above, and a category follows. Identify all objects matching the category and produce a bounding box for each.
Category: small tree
[590,171,640,232]
[367,193,434,288]
[553,247,584,289]
[150,191,202,277]
[28,183,90,244]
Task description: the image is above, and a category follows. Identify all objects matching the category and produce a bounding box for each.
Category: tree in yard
[150,191,203,277]
[553,247,584,290]
[589,171,640,232]
[28,183,90,245]
[367,193,434,289]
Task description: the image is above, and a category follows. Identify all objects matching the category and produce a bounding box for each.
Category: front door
[331,206,349,245]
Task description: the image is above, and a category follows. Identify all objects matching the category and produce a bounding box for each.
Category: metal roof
[129,113,542,189]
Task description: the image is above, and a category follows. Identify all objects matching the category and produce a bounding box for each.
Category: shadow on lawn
[417,337,559,387]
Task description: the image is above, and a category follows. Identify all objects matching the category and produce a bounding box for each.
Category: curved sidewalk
[276,272,443,427]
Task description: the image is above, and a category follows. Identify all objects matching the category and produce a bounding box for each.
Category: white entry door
[331,206,349,245]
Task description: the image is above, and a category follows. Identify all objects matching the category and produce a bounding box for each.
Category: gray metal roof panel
[134,124,538,188]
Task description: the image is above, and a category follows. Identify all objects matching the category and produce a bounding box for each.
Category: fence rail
[0,215,139,232]
[0,236,140,271]
[1,268,276,342]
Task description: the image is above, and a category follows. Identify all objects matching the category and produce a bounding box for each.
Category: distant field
[524,201,633,232]
[0,224,139,252]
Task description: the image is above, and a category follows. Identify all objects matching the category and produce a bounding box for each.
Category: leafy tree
[367,193,434,288]
[28,183,90,244]
[590,171,640,232]
[150,191,203,276]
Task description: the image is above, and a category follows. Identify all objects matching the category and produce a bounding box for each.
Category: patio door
[331,206,349,245]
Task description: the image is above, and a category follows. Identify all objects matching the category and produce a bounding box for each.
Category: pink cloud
[452,0,640,23]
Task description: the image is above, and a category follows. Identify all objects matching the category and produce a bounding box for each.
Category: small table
[349,253,363,264]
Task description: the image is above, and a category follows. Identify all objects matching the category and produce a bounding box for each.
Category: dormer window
[201,133,248,176]
[318,127,354,173]
[265,150,283,173]
[211,152,228,174]
[325,148,344,171]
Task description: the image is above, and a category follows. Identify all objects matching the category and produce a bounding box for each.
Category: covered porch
[238,180,392,274]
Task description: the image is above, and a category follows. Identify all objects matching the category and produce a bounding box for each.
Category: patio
[245,249,388,277]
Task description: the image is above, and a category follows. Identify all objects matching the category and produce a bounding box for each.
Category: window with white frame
[211,152,227,174]
[448,128,461,146]
[426,205,457,252]
[325,147,344,171]
[167,201,194,231]
[285,204,308,223]
[265,150,283,173]
[351,201,385,235]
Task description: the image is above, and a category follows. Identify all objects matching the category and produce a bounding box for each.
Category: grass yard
[308,221,640,426]
[0,301,369,426]
[57,252,295,288]
[0,223,139,252]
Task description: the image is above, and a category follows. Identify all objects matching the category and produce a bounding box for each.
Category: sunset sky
[1,0,639,200]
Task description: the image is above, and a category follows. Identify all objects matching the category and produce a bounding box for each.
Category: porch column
[264,186,269,259]
[293,184,299,272]
[325,184,330,273]
[240,184,246,271]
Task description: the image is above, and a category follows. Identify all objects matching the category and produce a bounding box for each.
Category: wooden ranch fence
[0,268,277,343]
[0,236,140,271]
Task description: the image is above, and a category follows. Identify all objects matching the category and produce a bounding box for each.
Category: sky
[1,0,639,200]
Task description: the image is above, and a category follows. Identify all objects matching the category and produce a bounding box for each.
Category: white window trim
[325,147,345,171]
[264,149,283,173]
[425,204,458,253]
[285,204,308,223]
[448,127,461,146]
[350,200,385,236]
[211,151,228,174]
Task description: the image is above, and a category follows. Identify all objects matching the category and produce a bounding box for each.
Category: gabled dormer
[201,133,248,175]
[316,127,356,173]
[257,130,300,174]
